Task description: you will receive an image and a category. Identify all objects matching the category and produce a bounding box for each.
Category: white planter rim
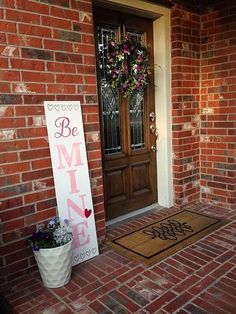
[33,239,73,253]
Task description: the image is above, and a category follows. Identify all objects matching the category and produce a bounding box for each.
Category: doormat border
[106,209,229,265]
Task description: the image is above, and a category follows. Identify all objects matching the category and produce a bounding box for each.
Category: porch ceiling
[147,0,225,13]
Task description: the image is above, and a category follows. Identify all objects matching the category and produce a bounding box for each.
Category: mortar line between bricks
[45,287,80,312]
[154,258,228,311]
[102,279,149,311]
[196,288,236,314]
[165,260,236,314]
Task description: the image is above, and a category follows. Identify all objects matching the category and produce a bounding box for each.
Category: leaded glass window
[97,26,121,155]
[129,90,145,150]
[127,31,145,150]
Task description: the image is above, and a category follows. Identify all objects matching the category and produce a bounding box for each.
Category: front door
[94,7,158,220]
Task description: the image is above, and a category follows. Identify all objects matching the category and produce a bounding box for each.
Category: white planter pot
[33,240,73,288]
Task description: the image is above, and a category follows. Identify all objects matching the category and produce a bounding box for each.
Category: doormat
[106,210,228,265]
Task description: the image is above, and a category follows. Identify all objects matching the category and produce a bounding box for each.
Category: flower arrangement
[28,217,73,251]
[107,36,151,97]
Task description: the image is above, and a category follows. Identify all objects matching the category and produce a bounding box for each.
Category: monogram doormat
[106,210,228,265]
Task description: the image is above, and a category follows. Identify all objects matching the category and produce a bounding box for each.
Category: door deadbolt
[149,112,156,122]
[150,124,156,134]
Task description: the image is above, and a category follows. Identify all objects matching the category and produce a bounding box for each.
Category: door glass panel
[97,26,121,155]
[128,31,145,150]
[129,90,145,150]
[126,31,142,42]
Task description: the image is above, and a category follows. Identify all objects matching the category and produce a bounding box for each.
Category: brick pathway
[1,204,236,313]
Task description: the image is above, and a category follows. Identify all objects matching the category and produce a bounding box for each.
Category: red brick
[189,276,216,295]
[83,55,95,65]
[16,127,48,138]
[23,189,55,204]
[0,70,20,81]
[0,162,30,175]
[0,196,23,211]
[0,82,11,92]
[145,291,177,312]
[6,9,40,24]
[0,21,16,33]
[22,168,52,182]
[41,16,71,30]
[200,290,236,313]
[5,247,33,264]
[108,290,140,312]
[15,0,49,15]
[7,34,42,48]
[55,74,83,84]
[73,43,95,55]
[164,292,193,312]
[10,58,45,71]
[46,62,76,73]
[15,105,45,116]
[0,173,20,187]
[36,198,56,211]
[2,218,25,232]
[24,208,56,225]
[0,152,18,164]
[47,84,75,94]
[89,300,114,313]
[81,85,97,94]
[31,158,52,170]
[21,71,54,83]
[151,265,180,285]
[50,6,79,20]
[175,254,202,270]
[209,286,236,308]
[193,297,227,314]
[18,24,52,38]
[0,204,35,222]
[82,34,94,44]
[76,2,92,13]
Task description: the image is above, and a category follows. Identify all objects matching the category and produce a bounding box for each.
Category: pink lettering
[56,143,84,169]
[54,116,79,138]
[71,221,90,248]
[67,169,80,194]
[67,194,86,219]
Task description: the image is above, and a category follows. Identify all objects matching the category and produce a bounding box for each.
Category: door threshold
[106,203,163,228]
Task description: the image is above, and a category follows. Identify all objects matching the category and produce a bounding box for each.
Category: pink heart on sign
[84,208,92,218]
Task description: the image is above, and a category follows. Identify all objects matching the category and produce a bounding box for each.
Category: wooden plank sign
[44,101,99,265]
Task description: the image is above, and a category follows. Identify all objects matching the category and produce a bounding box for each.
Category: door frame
[93,0,173,209]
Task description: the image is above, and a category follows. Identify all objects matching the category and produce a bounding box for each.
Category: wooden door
[94,7,158,220]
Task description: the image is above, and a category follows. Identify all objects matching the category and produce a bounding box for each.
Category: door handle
[150,123,158,152]
[150,124,158,137]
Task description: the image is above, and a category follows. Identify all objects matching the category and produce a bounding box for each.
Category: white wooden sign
[44,101,99,265]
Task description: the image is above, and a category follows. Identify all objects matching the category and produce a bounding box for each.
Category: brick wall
[171,4,201,207]
[200,1,236,209]
[0,0,235,285]
[171,0,235,209]
[0,0,105,285]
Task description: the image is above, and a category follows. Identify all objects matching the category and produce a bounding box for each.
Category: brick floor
[1,204,236,313]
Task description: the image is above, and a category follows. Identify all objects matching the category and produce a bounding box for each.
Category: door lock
[149,112,156,122]
[151,145,157,152]
[150,124,158,137]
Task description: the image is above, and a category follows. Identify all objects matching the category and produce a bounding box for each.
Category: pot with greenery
[28,217,73,288]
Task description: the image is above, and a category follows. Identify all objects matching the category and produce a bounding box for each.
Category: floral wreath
[107,36,151,98]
